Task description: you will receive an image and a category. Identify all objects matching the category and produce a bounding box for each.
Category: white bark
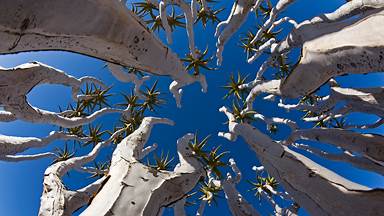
[159,0,197,57]
[169,73,207,108]
[252,113,298,131]
[107,63,150,98]
[243,79,281,112]
[39,127,125,216]
[249,0,295,48]
[0,110,17,122]
[215,0,262,65]
[2,152,56,162]
[295,144,384,175]
[279,6,384,97]
[219,106,384,216]
[286,128,384,162]
[0,62,134,127]
[222,159,261,216]
[0,131,88,161]
[279,86,384,117]
[81,120,205,216]
[0,0,205,106]
[173,198,187,216]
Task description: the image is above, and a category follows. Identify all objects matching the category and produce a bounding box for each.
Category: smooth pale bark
[159,0,197,57]
[0,0,207,105]
[0,0,184,79]
[249,0,295,48]
[39,127,126,216]
[296,144,384,175]
[243,79,281,112]
[81,121,204,216]
[0,62,132,127]
[107,63,150,98]
[215,0,262,65]
[219,106,384,216]
[279,86,384,117]
[280,8,384,97]
[222,159,261,216]
[286,128,384,162]
[0,131,88,161]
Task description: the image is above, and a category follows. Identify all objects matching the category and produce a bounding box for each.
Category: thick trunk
[81,129,204,216]
[280,8,384,97]
[219,107,384,216]
[0,0,185,81]
[235,123,384,216]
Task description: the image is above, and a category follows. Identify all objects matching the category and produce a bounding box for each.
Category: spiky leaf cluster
[232,102,256,124]
[196,7,223,28]
[87,161,111,179]
[52,144,76,164]
[199,180,222,205]
[189,134,228,178]
[223,72,249,101]
[182,47,215,76]
[147,151,174,171]
[249,175,278,199]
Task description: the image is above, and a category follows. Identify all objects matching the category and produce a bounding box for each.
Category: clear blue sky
[0,0,383,215]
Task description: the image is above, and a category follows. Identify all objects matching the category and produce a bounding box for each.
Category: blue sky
[0,0,383,215]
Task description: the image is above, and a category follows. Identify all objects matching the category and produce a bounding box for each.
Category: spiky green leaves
[271,54,292,79]
[189,134,228,178]
[118,90,141,112]
[140,81,164,112]
[146,9,185,32]
[52,144,75,164]
[88,161,110,179]
[223,72,249,101]
[84,124,108,147]
[196,7,223,28]
[248,175,278,199]
[189,134,210,157]
[120,111,144,135]
[147,151,174,171]
[254,1,272,19]
[240,30,259,59]
[267,124,278,134]
[182,47,215,76]
[232,102,256,124]
[199,180,222,205]
[204,146,228,177]
[81,83,113,110]
[132,0,159,17]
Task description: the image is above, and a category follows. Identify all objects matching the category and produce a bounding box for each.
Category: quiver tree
[0,131,89,162]
[0,62,133,127]
[0,0,383,215]
[218,106,384,215]
[0,0,208,107]
[217,0,384,215]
